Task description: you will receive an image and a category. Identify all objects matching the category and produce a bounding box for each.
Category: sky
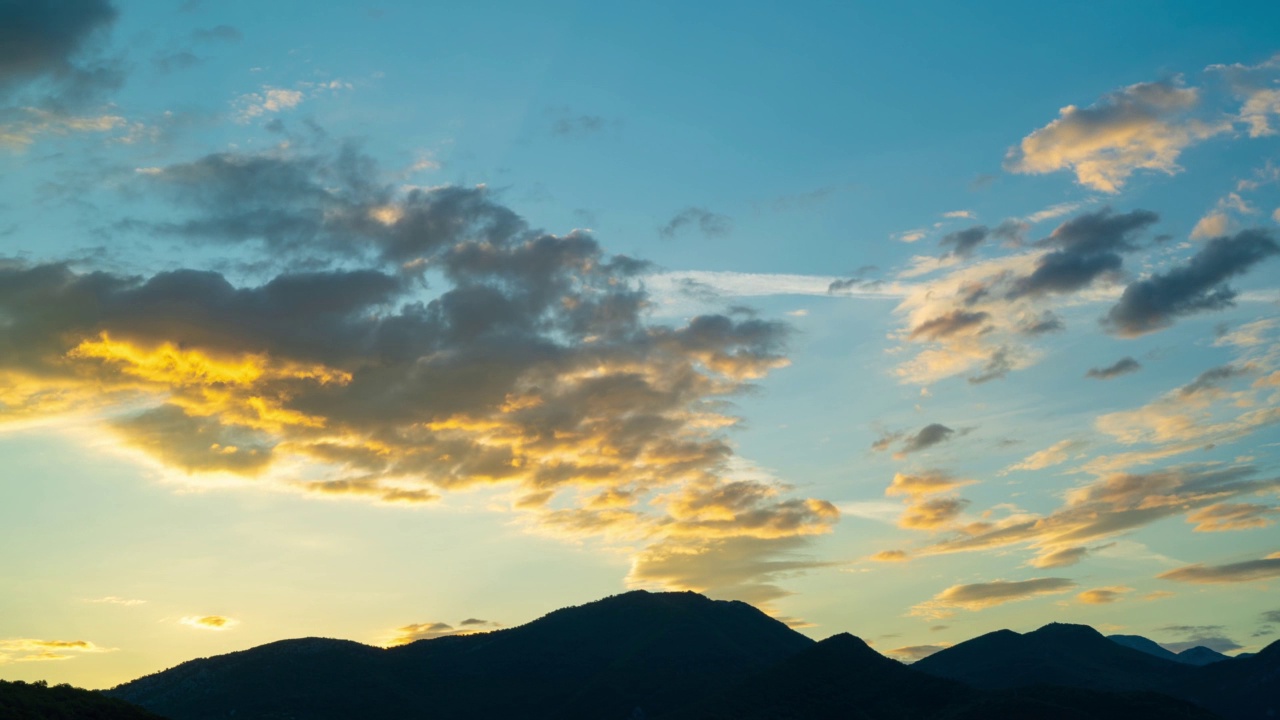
[2,0,1280,688]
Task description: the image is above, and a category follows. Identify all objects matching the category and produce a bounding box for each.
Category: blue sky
[2,0,1279,686]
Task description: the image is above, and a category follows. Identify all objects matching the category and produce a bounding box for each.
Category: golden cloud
[180,615,238,631]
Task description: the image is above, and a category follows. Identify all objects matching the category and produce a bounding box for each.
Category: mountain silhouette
[108,590,811,720]
[0,679,165,719]
[1109,634,1232,665]
[1176,646,1231,666]
[1108,633,1181,661]
[102,593,1279,720]
[918,622,1280,720]
[666,632,1217,720]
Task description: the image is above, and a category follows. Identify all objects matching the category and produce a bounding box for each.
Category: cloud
[84,596,145,606]
[939,226,989,258]
[1,145,837,603]
[1008,208,1158,299]
[1157,624,1244,653]
[0,106,124,147]
[1191,212,1231,240]
[888,208,1160,385]
[885,471,974,498]
[1087,357,1142,380]
[546,108,617,138]
[1005,78,1230,192]
[870,549,909,562]
[1208,54,1280,138]
[628,536,836,606]
[0,638,115,664]
[899,496,970,530]
[1179,364,1252,396]
[1105,228,1279,336]
[181,615,237,630]
[918,465,1280,565]
[887,644,949,661]
[1158,551,1280,584]
[893,424,957,456]
[911,577,1077,618]
[0,0,121,107]
[387,618,501,646]
[1028,545,1091,569]
[1004,439,1086,473]
[660,207,732,239]
[1077,586,1132,604]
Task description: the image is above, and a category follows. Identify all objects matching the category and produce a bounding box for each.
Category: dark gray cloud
[1087,356,1142,380]
[1180,364,1251,396]
[1106,229,1279,337]
[1008,208,1158,299]
[0,0,121,107]
[898,424,956,454]
[660,207,732,239]
[940,225,989,258]
[1262,609,1280,624]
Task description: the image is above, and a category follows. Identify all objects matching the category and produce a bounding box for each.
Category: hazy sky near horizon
[2,0,1280,688]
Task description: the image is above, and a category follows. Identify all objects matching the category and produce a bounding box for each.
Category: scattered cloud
[1087,357,1142,380]
[659,207,732,239]
[870,549,909,562]
[84,596,146,606]
[887,643,949,661]
[0,638,114,664]
[1158,551,1280,583]
[1106,228,1279,336]
[910,577,1077,618]
[1004,439,1086,473]
[387,618,501,646]
[180,615,237,631]
[893,424,957,457]
[1028,545,1091,569]
[1077,586,1132,604]
[1005,78,1230,192]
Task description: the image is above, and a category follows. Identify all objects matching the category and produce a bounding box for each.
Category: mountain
[108,590,813,720]
[919,622,1280,720]
[1109,633,1181,661]
[0,679,167,720]
[914,622,1194,694]
[666,632,1217,720]
[1108,634,1231,665]
[104,593,1277,720]
[664,632,968,720]
[1178,646,1231,666]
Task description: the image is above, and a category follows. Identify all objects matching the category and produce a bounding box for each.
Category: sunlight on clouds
[180,615,237,631]
[910,578,1077,619]
[1006,79,1230,192]
[0,639,115,664]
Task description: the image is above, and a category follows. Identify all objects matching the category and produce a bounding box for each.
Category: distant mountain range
[1109,634,1231,665]
[0,679,165,719]
[24,590,1269,719]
